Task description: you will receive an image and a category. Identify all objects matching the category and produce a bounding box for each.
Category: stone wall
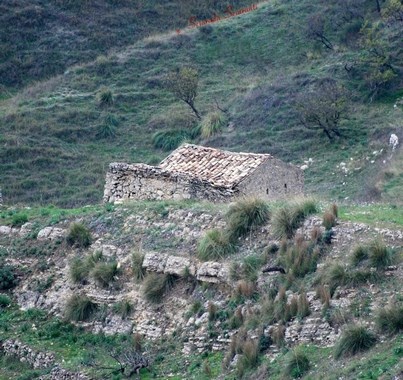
[238,158,304,199]
[103,162,237,203]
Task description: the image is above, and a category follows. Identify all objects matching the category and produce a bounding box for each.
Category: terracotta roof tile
[159,144,272,187]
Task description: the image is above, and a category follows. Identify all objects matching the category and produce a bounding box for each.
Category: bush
[197,229,236,261]
[132,251,146,282]
[226,198,270,239]
[368,240,393,269]
[285,347,310,379]
[334,325,377,359]
[0,265,17,290]
[66,223,92,248]
[200,111,227,138]
[91,262,119,288]
[152,129,189,151]
[143,273,178,303]
[11,213,28,227]
[0,294,11,308]
[351,245,369,266]
[65,294,97,321]
[322,210,336,230]
[376,305,403,334]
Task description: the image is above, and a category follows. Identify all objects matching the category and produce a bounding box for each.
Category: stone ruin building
[103,144,304,203]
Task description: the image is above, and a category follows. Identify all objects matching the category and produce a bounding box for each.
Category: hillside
[0,0,402,206]
[0,199,402,379]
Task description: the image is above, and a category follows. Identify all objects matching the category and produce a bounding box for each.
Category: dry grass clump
[132,250,146,282]
[66,222,92,248]
[143,273,178,303]
[91,261,119,288]
[322,210,336,230]
[368,240,393,269]
[235,280,256,299]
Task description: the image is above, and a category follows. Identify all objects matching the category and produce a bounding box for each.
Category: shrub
[152,130,189,151]
[132,251,146,282]
[65,294,97,321]
[334,325,377,359]
[197,229,236,261]
[285,347,310,379]
[322,210,336,230]
[376,305,403,334]
[66,223,92,248]
[91,262,119,288]
[0,265,17,290]
[368,240,393,269]
[200,111,227,138]
[0,294,11,308]
[143,273,178,303]
[98,88,114,107]
[351,245,369,266]
[113,300,133,319]
[11,213,28,227]
[226,198,270,239]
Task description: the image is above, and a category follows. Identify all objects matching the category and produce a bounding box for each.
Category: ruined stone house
[103,144,303,203]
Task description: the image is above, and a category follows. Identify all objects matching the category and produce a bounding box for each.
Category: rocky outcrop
[1,339,55,369]
[142,252,228,283]
[39,366,90,380]
[37,226,65,241]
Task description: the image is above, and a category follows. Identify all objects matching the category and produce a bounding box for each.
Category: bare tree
[165,66,201,120]
[296,80,349,141]
[306,13,333,50]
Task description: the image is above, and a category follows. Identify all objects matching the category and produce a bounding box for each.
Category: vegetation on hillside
[0,0,401,206]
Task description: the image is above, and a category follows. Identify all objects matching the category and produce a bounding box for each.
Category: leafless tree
[295,80,349,141]
[306,13,333,50]
[165,66,201,120]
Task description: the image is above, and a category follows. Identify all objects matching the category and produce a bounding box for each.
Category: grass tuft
[132,250,146,282]
[91,261,119,288]
[226,198,270,240]
[65,294,97,322]
[368,240,393,269]
[197,229,236,261]
[376,305,403,335]
[200,111,227,138]
[334,325,377,359]
[285,346,311,379]
[66,223,92,248]
[143,273,178,303]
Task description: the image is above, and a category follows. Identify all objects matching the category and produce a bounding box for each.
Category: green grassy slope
[0,0,256,92]
[0,0,402,206]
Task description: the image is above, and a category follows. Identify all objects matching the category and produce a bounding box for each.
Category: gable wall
[237,159,304,199]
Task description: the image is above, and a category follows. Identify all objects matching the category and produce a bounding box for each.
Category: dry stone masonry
[104,144,304,203]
